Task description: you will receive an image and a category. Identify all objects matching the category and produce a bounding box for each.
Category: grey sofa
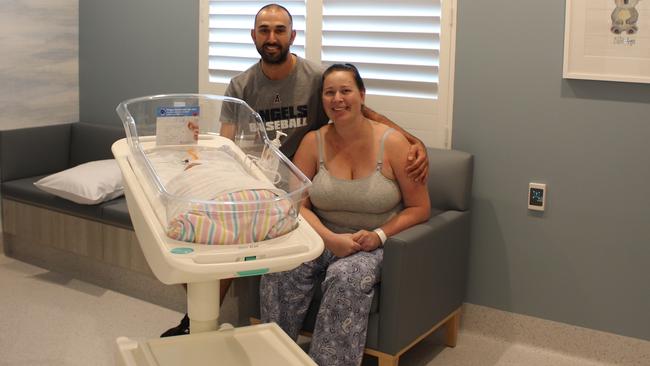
[250,147,474,366]
[0,122,130,228]
[0,122,184,311]
[1,124,473,362]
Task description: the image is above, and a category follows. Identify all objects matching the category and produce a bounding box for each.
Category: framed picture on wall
[563,0,650,83]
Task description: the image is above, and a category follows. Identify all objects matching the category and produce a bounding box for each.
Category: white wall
[0,0,79,130]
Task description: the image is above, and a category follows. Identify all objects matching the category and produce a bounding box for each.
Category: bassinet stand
[112,138,323,366]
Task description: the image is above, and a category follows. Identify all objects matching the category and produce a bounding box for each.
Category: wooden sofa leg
[376,353,399,366]
[445,309,461,347]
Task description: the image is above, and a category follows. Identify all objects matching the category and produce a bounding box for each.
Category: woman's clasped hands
[327,230,382,258]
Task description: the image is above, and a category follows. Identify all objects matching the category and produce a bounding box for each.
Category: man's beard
[257,43,290,64]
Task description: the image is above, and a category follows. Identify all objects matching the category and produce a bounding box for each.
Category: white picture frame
[563,0,650,83]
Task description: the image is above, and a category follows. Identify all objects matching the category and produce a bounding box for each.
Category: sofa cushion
[0,123,72,182]
[101,198,133,230]
[69,122,126,167]
[2,176,104,220]
[3,177,132,229]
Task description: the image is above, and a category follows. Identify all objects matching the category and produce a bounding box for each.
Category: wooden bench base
[1,199,185,311]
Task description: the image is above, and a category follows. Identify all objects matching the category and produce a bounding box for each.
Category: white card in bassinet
[155,106,200,146]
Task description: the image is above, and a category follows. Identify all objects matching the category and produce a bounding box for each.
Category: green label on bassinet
[237,268,269,277]
[171,247,194,254]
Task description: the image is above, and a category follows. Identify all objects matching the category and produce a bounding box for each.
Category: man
[227,4,428,174]
[161,3,428,337]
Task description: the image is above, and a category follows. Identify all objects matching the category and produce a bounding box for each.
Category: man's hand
[351,230,382,252]
[406,141,428,183]
[326,233,362,258]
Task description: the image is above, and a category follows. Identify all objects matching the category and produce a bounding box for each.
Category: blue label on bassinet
[156,106,200,117]
[171,247,194,254]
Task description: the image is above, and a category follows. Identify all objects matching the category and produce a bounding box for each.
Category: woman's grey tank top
[310,128,402,234]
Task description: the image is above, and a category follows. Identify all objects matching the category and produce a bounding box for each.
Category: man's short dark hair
[255,3,293,29]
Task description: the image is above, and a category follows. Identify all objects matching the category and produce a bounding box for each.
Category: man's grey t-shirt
[223,56,328,158]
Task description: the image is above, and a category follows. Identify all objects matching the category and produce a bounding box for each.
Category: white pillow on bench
[34,159,124,205]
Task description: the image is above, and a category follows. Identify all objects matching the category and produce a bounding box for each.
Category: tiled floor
[0,254,181,365]
[395,332,621,366]
[0,253,645,366]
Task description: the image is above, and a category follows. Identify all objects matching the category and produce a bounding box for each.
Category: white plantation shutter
[321,0,441,99]
[207,0,307,84]
[200,0,455,147]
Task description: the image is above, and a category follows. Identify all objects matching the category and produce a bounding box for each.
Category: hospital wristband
[373,228,387,246]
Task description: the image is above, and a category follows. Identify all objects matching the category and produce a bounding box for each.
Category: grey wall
[453,1,650,340]
[0,0,78,130]
[79,0,198,126]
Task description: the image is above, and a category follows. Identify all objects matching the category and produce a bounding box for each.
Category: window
[199,0,456,148]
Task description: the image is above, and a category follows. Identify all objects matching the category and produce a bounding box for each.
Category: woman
[260,64,430,366]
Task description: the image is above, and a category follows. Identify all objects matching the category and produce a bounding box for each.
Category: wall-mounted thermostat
[528,183,546,211]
